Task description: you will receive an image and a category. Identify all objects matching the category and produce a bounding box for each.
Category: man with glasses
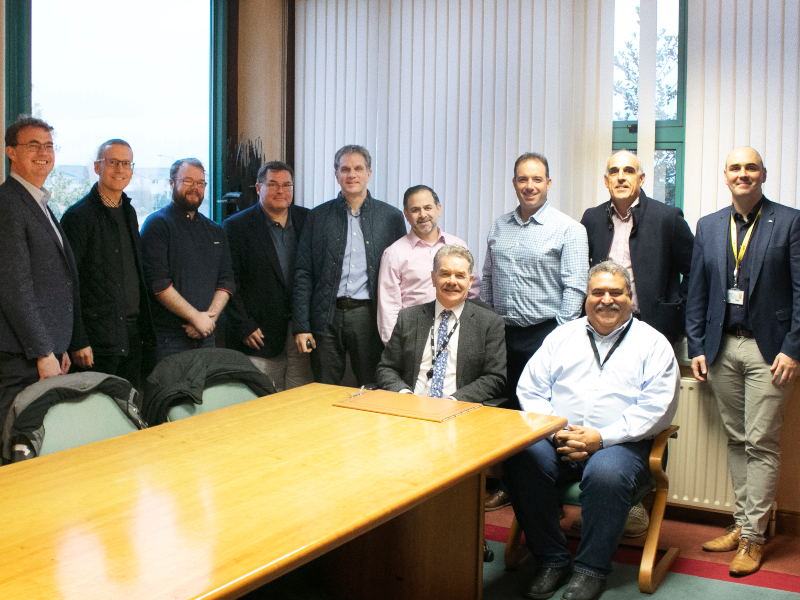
[141,158,235,362]
[223,161,312,391]
[61,139,156,391]
[0,117,88,444]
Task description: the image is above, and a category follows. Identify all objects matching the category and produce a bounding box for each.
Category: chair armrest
[649,424,679,486]
[482,397,512,409]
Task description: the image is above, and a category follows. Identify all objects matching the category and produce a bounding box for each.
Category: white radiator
[665,378,735,512]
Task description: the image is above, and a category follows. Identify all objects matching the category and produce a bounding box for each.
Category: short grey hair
[433,244,474,275]
[587,260,632,295]
[334,145,372,171]
[96,139,132,161]
[170,158,205,182]
[606,150,644,176]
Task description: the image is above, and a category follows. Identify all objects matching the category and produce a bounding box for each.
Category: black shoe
[560,572,607,600]
[521,563,573,599]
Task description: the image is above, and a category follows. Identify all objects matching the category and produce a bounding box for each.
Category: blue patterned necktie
[429,309,452,398]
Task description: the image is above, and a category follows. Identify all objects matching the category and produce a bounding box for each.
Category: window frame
[5,0,228,222]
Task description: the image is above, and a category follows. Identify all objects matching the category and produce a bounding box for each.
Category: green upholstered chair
[38,393,141,457]
[166,382,259,422]
[503,425,680,594]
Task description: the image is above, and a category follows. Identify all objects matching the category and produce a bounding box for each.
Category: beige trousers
[249,325,313,392]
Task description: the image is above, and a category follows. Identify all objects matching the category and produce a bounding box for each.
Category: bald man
[687,146,800,576]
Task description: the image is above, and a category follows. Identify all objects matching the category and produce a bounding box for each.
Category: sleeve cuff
[153,282,173,295]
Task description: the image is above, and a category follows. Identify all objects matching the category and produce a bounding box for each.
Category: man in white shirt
[377,185,480,344]
[376,245,505,403]
[503,261,679,600]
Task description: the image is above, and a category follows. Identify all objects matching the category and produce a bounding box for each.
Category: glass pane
[613,0,640,121]
[653,150,677,206]
[656,0,679,120]
[31,0,211,222]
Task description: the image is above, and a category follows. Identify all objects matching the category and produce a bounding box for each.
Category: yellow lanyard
[729,205,762,288]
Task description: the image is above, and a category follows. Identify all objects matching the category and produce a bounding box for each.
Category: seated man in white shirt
[376,245,505,403]
[503,261,679,600]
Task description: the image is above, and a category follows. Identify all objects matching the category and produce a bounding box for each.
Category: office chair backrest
[166,382,259,422]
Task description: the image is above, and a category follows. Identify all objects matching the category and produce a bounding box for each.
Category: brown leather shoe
[702,524,741,552]
[729,538,763,576]
[485,490,512,511]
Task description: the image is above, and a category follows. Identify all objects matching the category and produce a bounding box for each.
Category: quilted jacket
[61,184,156,356]
[293,193,406,335]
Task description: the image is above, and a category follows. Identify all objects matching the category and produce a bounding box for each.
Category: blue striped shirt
[481,201,588,327]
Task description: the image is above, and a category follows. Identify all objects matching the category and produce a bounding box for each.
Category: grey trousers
[707,334,791,544]
[249,325,313,392]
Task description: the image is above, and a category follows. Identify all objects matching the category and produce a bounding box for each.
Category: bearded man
[141,158,235,362]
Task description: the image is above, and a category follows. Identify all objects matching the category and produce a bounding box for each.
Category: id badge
[727,288,744,305]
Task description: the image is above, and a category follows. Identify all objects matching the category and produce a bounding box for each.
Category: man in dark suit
[687,146,800,576]
[376,245,506,403]
[581,150,694,344]
[224,161,312,391]
[0,117,89,443]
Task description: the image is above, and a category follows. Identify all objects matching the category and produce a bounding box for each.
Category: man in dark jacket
[0,117,87,441]
[61,139,156,390]
[224,161,311,391]
[581,150,694,344]
[293,145,406,386]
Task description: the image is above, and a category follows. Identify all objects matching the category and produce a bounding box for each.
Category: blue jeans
[155,331,216,364]
[503,437,652,577]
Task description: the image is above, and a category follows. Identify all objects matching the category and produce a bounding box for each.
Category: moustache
[595,303,621,312]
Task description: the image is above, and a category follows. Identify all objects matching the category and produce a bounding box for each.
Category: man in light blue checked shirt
[481,152,588,413]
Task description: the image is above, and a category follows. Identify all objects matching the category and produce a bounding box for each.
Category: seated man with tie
[503,261,680,600]
[376,244,506,402]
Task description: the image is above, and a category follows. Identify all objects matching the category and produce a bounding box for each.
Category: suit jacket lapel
[250,205,287,289]
[716,209,730,296]
[454,302,476,390]
[14,180,68,260]
[748,198,774,294]
[410,302,435,388]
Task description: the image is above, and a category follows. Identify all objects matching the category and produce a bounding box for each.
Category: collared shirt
[608,197,640,313]
[141,203,236,334]
[402,300,464,399]
[260,204,297,289]
[376,230,481,343]
[725,197,764,331]
[10,171,63,247]
[517,316,679,447]
[481,201,588,327]
[337,201,370,299]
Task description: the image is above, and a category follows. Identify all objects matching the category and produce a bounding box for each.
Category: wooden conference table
[0,383,565,600]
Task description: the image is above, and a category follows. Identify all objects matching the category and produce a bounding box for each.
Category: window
[612,0,687,208]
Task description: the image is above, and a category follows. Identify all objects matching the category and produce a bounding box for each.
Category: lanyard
[730,205,762,288]
[586,318,633,371]
[425,316,460,380]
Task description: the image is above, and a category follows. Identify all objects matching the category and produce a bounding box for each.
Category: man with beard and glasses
[503,261,679,600]
[141,158,235,362]
[377,185,481,344]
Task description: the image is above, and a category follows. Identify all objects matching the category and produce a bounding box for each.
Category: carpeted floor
[485,504,800,596]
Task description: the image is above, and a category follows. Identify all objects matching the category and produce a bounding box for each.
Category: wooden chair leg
[504,516,532,570]
[638,485,679,593]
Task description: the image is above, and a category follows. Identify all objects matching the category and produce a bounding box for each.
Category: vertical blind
[294,0,614,270]
[683,0,800,228]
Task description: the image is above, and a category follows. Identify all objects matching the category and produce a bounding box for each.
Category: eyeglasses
[15,141,56,153]
[178,178,207,189]
[97,158,135,169]
[266,182,294,191]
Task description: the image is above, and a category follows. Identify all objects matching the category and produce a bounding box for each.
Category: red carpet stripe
[485,524,800,594]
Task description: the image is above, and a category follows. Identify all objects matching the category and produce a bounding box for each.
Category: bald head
[724,146,766,206]
[604,150,645,208]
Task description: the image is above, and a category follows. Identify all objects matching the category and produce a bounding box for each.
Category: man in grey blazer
[377,245,506,403]
[0,117,88,444]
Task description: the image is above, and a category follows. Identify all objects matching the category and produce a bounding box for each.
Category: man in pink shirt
[377,185,480,344]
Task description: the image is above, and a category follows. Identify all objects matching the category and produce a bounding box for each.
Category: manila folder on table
[333,389,482,423]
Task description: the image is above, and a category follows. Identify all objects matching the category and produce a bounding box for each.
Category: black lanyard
[586,318,633,371]
[425,315,460,380]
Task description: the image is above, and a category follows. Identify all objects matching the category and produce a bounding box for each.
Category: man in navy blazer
[686,146,800,576]
[224,161,312,390]
[0,118,89,444]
